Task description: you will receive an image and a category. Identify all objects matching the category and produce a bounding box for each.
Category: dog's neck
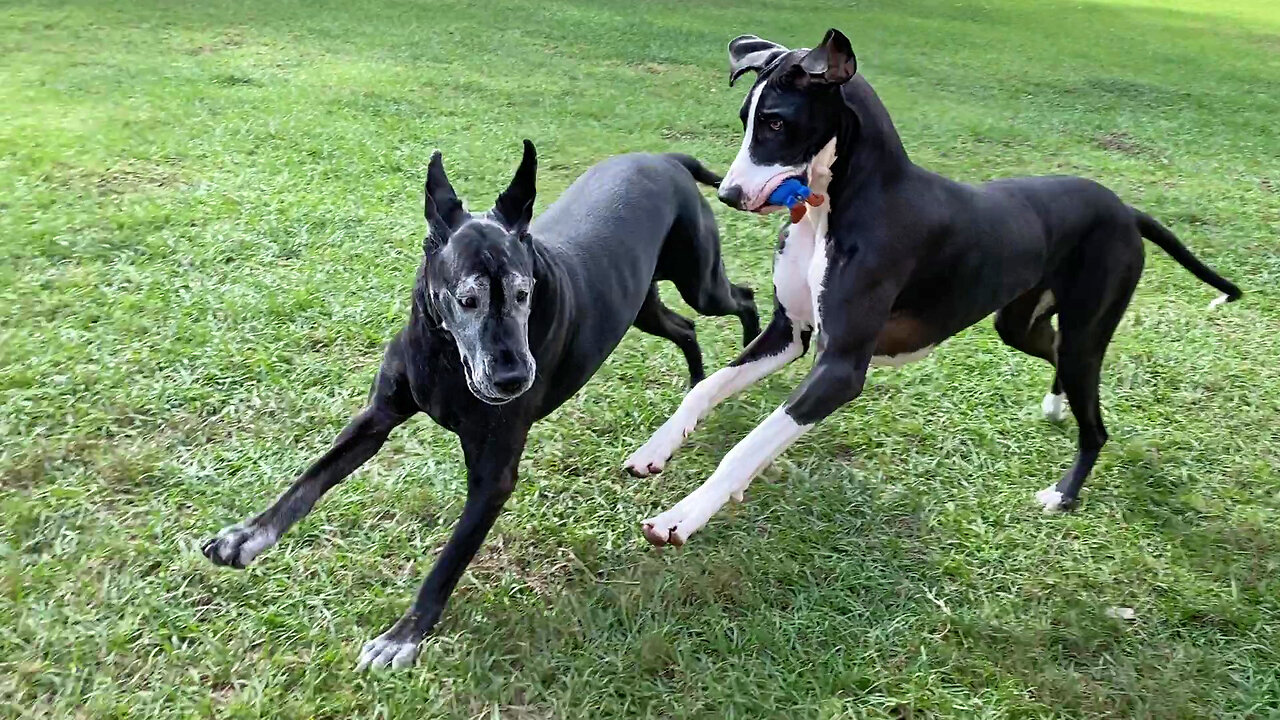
[828,76,911,201]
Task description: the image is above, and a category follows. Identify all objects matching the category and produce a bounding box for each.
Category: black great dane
[625,29,1241,546]
[203,141,759,669]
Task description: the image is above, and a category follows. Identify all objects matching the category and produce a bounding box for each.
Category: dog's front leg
[624,306,808,477]
[641,353,870,546]
[357,428,526,671]
[642,267,899,546]
[202,402,413,568]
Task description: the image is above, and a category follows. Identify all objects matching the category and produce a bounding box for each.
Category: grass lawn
[2,0,1279,716]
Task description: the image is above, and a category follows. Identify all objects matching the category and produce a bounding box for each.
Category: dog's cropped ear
[492,139,537,238]
[728,35,789,87]
[426,150,468,231]
[423,163,452,253]
[799,28,856,86]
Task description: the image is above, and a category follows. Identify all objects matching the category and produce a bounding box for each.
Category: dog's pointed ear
[800,28,856,86]
[493,139,537,237]
[423,156,452,252]
[426,150,469,230]
[728,35,789,87]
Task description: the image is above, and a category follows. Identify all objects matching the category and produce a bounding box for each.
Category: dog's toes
[356,629,421,671]
[202,522,277,569]
[641,522,669,547]
[1035,486,1075,513]
[1041,393,1069,423]
[623,452,666,478]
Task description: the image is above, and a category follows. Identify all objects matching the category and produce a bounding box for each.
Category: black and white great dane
[625,29,1241,546]
[202,141,759,669]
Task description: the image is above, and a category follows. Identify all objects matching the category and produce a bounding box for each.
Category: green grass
[2,0,1278,717]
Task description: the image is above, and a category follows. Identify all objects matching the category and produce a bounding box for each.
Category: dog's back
[528,154,733,380]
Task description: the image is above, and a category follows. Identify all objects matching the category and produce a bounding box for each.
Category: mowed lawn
[2,0,1279,717]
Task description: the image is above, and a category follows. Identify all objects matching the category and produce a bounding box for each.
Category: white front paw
[623,422,690,478]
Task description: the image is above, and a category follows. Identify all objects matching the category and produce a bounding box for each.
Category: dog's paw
[356,627,422,671]
[1041,393,1069,423]
[201,521,278,569]
[1035,486,1076,513]
[624,419,698,478]
[1208,293,1230,310]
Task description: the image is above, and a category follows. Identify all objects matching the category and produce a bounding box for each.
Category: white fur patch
[208,522,278,567]
[642,406,813,545]
[1042,392,1069,422]
[1036,486,1066,513]
[356,632,419,671]
[771,139,839,334]
[721,83,804,209]
[624,330,805,477]
[1030,290,1055,328]
[871,344,936,368]
[1208,293,1229,309]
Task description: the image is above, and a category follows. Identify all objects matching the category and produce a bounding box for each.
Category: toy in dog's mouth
[749,173,825,222]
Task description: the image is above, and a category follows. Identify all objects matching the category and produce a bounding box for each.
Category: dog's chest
[773,209,830,332]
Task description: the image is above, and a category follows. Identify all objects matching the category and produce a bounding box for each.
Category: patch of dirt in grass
[43,159,182,197]
[189,29,247,55]
[467,535,574,598]
[1095,131,1152,157]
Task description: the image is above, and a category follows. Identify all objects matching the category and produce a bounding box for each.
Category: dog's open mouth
[748,172,808,213]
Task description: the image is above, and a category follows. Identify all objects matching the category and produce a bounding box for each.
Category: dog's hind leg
[634,283,705,385]
[202,343,416,569]
[660,202,761,346]
[994,288,1067,421]
[1035,232,1142,512]
[358,427,526,670]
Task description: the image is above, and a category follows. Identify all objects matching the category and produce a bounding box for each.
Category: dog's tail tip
[666,153,723,188]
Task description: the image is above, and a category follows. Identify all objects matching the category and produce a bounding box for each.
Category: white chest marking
[772,138,838,334]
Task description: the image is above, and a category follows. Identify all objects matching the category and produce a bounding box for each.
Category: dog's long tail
[1133,209,1242,305]
[666,154,722,188]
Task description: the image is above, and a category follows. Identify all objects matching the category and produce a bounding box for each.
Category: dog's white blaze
[1042,392,1069,422]
[642,406,813,544]
[623,330,805,475]
[722,83,801,208]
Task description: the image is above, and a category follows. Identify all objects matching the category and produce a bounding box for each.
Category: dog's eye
[458,295,478,309]
[768,119,783,132]
[515,290,529,304]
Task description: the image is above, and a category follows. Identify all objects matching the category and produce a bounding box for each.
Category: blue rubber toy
[768,178,811,208]
[767,178,823,222]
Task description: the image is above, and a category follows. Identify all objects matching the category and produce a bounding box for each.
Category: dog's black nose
[717,184,745,209]
[491,368,529,395]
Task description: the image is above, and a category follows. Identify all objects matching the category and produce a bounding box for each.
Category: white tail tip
[1208,294,1229,310]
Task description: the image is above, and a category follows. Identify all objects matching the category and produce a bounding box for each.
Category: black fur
[202,143,759,668]
[715,29,1240,510]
